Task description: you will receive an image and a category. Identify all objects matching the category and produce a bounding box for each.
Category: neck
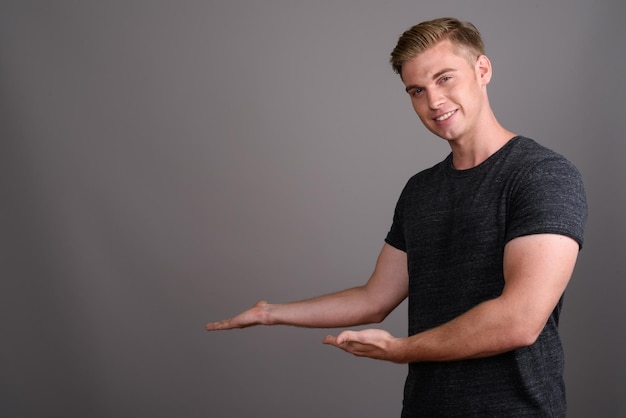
[449,112,515,170]
[450,134,514,170]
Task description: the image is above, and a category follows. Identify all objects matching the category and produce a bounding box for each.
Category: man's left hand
[323,329,405,363]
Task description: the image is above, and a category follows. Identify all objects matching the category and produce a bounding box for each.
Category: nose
[426,90,445,110]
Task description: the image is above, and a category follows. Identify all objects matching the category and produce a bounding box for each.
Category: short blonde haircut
[390,17,485,76]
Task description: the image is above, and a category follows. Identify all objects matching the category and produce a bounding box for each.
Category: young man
[206,17,587,417]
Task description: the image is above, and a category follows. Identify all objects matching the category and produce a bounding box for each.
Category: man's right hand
[205,300,270,330]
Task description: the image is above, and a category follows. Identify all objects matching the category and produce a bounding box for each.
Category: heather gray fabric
[385,137,587,416]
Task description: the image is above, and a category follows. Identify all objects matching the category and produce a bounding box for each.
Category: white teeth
[436,110,455,121]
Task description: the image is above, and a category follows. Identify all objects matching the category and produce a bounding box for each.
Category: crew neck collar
[445,136,522,177]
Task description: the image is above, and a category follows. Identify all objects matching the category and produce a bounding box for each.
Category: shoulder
[501,136,583,181]
[508,136,575,164]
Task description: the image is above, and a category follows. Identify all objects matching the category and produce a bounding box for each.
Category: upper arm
[362,243,409,322]
[501,233,580,340]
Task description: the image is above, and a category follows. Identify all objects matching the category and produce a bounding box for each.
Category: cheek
[410,99,428,118]
[411,100,419,115]
[416,112,429,125]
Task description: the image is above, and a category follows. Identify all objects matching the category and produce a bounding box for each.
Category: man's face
[401,40,490,143]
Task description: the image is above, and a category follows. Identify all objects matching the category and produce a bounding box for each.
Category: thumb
[335,330,358,345]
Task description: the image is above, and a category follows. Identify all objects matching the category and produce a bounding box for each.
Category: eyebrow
[404,67,458,93]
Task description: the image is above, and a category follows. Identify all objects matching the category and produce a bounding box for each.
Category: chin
[429,129,458,142]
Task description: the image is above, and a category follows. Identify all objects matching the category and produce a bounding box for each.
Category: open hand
[323,329,405,363]
[205,300,270,331]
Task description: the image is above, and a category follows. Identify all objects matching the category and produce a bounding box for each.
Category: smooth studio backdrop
[2,1,624,417]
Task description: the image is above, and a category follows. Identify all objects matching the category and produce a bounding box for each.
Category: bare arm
[205,243,408,330]
[325,234,580,363]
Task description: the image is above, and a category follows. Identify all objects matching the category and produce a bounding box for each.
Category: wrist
[261,301,279,325]
[253,300,274,325]
[390,337,411,364]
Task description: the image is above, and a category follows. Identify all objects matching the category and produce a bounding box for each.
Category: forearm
[264,286,386,328]
[392,297,536,363]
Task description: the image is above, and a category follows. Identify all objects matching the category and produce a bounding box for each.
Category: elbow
[514,330,541,348]
[507,320,544,349]
[362,310,388,325]
[357,287,399,325]
[362,304,394,325]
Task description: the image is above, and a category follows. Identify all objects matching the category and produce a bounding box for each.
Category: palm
[323,328,400,362]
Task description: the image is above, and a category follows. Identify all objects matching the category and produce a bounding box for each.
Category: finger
[205,319,233,331]
[323,335,337,345]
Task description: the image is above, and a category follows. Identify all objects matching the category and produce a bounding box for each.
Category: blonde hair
[390,17,485,76]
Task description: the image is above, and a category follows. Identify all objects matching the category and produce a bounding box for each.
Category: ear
[476,55,492,85]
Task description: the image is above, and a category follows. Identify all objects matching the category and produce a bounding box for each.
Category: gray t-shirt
[385,136,587,417]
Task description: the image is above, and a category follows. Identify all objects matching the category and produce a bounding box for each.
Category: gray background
[1,1,624,417]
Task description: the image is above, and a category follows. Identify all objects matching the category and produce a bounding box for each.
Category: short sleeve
[505,156,587,248]
[385,209,407,252]
[385,185,408,252]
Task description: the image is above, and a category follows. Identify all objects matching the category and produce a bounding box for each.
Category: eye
[408,87,423,97]
[440,76,452,84]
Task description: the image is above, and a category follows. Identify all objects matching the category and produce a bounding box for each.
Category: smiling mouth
[435,110,456,122]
